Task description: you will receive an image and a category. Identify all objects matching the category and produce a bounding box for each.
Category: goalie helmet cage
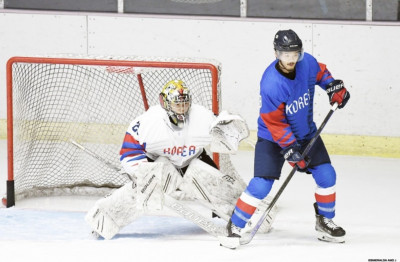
[4,55,236,207]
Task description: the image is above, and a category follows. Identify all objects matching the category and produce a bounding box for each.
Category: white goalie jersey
[120,104,216,174]
[86,104,276,241]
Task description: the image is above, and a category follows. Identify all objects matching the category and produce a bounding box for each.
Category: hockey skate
[314,203,346,243]
[218,219,241,249]
[227,219,242,238]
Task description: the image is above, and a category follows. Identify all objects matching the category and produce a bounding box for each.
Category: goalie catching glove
[209,111,249,154]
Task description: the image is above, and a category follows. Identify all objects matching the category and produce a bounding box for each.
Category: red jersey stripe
[260,103,293,147]
[316,63,327,82]
[122,132,140,145]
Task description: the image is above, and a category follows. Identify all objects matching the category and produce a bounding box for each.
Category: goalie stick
[69,139,135,181]
[220,103,339,248]
[69,139,227,239]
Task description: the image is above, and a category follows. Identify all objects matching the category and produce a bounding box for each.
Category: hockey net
[5,55,237,207]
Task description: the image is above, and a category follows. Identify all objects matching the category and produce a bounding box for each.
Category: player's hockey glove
[281,143,310,171]
[326,79,350,109]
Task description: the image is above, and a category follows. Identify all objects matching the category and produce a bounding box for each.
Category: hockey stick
[163,195,226,237]
[69,139,227,238]
[239,102,339,246]
[70,139,135,181]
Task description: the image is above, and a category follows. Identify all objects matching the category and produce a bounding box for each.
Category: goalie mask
[159,80,192,128]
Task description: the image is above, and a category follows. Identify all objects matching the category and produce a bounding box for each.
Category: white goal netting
[6,55,238,203]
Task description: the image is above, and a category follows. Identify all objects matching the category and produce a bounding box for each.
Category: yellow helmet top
[159,80,191,127]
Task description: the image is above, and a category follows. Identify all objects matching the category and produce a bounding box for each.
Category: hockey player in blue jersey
[227,29,350,243]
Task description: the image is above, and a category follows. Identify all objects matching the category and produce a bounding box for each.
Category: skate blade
[317,232,345,243]
[218,236,241,249]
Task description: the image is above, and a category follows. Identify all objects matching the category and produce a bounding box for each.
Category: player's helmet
[273,29,304,62]
[159,80,192,128]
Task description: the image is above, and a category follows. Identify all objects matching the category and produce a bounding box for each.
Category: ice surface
[1,140,399,262]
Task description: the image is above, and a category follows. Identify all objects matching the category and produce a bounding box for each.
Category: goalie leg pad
[85,205,120,240]
[136,158,183,212]
[155,156,183,195]
[85,181,139,240]
[179,158,246,220]
[136,162,164,212]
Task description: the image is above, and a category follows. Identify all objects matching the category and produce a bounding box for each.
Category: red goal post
[4,55,225,207]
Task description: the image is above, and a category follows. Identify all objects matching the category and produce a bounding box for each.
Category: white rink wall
[1,10,400,139]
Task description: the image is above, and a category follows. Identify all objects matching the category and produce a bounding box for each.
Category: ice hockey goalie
[85,80,276,240]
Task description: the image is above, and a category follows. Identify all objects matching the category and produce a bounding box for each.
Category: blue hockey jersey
[257,52,334,148]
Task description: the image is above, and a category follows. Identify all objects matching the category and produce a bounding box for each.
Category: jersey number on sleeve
[132,121,140,135]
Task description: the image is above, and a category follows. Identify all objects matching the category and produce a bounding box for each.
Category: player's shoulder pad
[128,105,165,130]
